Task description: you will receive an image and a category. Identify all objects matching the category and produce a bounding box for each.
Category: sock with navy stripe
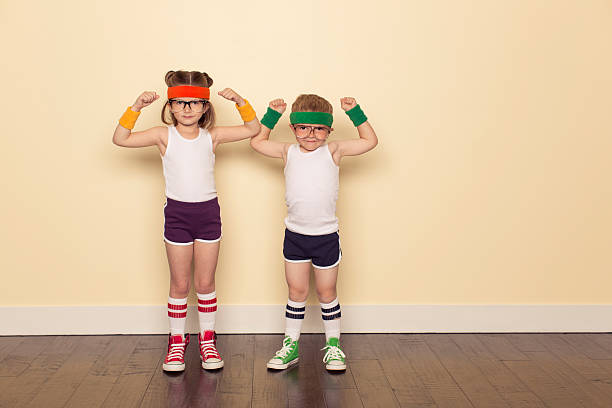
[285,299,306,341]
[320,298,341,341]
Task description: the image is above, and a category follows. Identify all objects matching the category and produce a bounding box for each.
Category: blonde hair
[161,70,216,129]
[291,94,333,114]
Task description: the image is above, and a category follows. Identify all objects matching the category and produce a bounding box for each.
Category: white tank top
[161,126,217,203]
[284,144,339,235]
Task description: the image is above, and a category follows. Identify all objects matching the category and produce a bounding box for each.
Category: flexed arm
[210,88,261,145]
[250,98,291,160]
[112,91,166,150]
[329,97,378,161]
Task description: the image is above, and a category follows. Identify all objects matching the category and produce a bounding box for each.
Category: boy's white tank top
[161,126,217,203]
[284,143,339,235]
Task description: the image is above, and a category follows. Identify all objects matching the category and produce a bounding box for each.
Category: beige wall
[2,0,611,306]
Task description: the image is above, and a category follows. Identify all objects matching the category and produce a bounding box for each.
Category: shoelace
[275,338,294,358]
[321,344,346,363]
[200,339,221,360]
[166,342,186,361]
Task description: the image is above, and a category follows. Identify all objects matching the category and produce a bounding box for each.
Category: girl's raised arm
[210,88,260,146]
[112,91,166,151]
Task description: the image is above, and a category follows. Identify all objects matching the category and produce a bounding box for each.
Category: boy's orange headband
[167,86,210,100]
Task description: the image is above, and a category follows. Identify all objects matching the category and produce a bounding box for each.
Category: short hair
[291,94,333,114]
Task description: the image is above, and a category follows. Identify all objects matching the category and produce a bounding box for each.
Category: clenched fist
[269,98,287,114]
[340,97,357,111]
[132,91,160,111]
[218,88,245,106]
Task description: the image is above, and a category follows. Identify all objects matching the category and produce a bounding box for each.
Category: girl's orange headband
[167,85,210,100]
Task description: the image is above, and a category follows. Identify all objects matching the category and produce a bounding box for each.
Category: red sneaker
[199,331,224,370]
[163,333,190,372]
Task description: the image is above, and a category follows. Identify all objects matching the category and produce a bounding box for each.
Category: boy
[250,94,377,371]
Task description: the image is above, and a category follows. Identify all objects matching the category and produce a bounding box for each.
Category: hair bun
[201,72,213,87]
[164,71,176,86]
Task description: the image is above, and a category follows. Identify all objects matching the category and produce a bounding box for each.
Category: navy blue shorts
[163,197,222,245]
[283,229,342,269]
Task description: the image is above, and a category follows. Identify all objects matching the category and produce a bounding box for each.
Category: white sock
[321,298,341,341]
[285,299,306,341]
[168,296,188,336]
[197,291,217,333]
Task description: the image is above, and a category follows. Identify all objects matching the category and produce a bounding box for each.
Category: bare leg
[165,242,194,298]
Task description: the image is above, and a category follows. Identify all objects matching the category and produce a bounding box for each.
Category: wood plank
[351,359,400,407]
[503,360,586,407]
[0,337,23,366]
[526,350,612,407]
[534,334,612,399]
[215,334,254,408]
[562,334,612,360]
[324,388,364,407]
[100,335,165,408]
[66,335,141,408]
[0,336,48,377]
[251,334,289,408]
[425,334,508,408]
[396,334,473,408]
[381,357,437,408]
[287,335,326,408]
[27,336,112,408]
[477,334,529,361]
[450,334,546,408]
[0,336,82,407]
[504,334,547,353]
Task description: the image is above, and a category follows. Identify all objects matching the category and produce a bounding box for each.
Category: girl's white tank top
[161,126,217,203]
[284,143,339,235]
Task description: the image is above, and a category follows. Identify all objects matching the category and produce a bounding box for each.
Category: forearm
[356,121,378,148]
[112,124,132,146]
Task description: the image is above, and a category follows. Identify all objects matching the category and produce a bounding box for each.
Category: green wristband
[346,104,367,127]
[261,107,282,129]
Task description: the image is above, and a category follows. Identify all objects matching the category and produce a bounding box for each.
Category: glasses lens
[170,100,184,112]
[295,126,310,137]
[190,101,206,112]
[313,127,329,138]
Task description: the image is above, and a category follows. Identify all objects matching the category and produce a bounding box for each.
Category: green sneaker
[322,337,346,371]
[267,336,299,370]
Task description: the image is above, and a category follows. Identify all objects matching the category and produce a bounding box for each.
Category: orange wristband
[235,99,256,122]
[118,106,141,130]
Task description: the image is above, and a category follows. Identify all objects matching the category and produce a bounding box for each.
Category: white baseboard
[1,305,611,335]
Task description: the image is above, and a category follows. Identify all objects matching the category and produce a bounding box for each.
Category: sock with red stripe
[168,296,188,336]
[321,298,341,341]
[197,291,217,333]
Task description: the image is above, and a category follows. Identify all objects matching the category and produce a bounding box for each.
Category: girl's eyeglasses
[169,99,208,113]
[292,125,331,139]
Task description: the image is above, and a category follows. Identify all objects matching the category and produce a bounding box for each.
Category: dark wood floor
[2,334,612,407]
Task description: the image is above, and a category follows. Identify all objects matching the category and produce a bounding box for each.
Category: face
[169,97,209,126]
[290,123,333,151]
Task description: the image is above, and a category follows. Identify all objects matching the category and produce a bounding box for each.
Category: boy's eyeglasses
[292,125,331,139]
[169,99,208,113]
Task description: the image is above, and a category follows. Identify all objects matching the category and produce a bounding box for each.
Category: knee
[316,288,337,304]
[170,277,190,298]
[194,278,215,294]
[288,286,309,303]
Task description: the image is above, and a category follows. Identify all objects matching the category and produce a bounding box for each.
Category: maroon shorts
[163,197,222,245]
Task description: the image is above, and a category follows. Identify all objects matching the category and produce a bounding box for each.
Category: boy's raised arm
[250,98,290,159]
[330,97,378,159]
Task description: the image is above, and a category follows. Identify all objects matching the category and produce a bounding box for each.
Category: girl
[250,94,377,371]
[112,70,260,372]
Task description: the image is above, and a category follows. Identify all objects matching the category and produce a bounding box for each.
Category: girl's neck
[176,123,200,139]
